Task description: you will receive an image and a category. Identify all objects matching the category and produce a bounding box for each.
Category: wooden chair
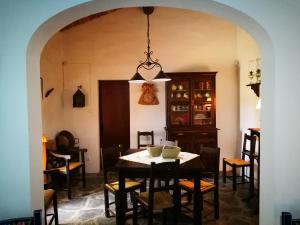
[45,139,87,199]
[132,159,180,225]
[223,133,256,191]
[0,210,42,225]
[42,136,59,225]
[179,146,220,219]
[137,131,154,149]
[101,146,145,217]
[43,170,59,225]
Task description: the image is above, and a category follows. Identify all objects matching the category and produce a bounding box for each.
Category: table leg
[250,155,255,195]
[116,171,126,225]
[193,174,202,225]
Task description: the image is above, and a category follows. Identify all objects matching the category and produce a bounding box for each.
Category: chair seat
[57,162,83,173]
[223,158,250,166]
[136,191,174,210]
[44,189,55,209]
[105,179,142,192]
[179,179,215,193]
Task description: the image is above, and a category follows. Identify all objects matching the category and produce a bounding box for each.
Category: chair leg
[148,208,153,225]
[242,167,245,183]
[53,191,59,225]
[44,209,47,225]
[223,159,226,183]
[104,189,110,217]
[82,165,86,188]
[66,172,71,199]
[187,191,192,204]
[162,209,168,225]
[141,178,147,192]
[232,164,237,191]
[214,188,219,219]
[132,196,138,225]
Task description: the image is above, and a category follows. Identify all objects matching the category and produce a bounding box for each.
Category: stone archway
[27,1,274,224]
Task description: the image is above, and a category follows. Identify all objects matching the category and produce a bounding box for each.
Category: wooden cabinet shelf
[165,72,218,154]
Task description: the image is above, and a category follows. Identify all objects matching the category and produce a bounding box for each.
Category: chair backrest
[148,159,180,210]
[55,130,79,151]
[242,133,257,159]
[100,146,123,183]
[137,131,154,149]
[199,147,220,184]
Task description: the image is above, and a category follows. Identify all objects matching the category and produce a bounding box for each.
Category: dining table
[113,149,206,225]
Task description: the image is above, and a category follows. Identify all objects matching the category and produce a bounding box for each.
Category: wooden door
[99,81,130,150]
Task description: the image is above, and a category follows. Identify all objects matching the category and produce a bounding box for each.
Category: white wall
[41,7,241,173]
[237,28,261,134]
[2,1,300,225]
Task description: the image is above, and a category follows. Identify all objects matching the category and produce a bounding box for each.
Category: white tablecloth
[119,150,199,165]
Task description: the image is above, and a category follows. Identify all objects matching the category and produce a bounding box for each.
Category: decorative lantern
[73,85,85,107]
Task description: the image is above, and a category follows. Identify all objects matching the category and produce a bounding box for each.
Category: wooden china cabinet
[165,72,218,154]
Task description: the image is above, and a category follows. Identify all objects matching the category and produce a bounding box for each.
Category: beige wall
[41,7,259,173]
[41,34,64,138]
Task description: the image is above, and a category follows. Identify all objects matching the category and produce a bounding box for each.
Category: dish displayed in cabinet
[165,72,218,153]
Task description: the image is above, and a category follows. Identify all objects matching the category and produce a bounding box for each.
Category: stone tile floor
[49,174,259,225]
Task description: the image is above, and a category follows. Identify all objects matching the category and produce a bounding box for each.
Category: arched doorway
[27,1,274,224]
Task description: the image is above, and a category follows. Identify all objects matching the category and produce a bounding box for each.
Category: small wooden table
[114,151,205,225]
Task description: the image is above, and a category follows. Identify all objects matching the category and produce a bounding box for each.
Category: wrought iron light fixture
[129,7,171,83]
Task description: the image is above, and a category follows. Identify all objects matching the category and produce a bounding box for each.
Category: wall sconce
[246,58,261,97]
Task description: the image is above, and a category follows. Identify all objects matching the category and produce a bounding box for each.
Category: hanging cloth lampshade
[73,86,85,107]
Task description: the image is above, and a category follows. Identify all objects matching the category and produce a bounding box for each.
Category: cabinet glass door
[192,79,213,126]
[169,80,190,126]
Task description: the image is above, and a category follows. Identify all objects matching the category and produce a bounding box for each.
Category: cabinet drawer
[169,132,192,140]
[193,132,216,140]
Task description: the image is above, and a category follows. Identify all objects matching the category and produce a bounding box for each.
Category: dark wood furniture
[137,131,154,149]
[0,210,42,225]
[46,140,87,199]
[101,146,145,217]
[281,212,300,225]
[43,170,59,225]
[132,160,180,225]
[223,133,256,191]
[179,146,220,219]
[165,72,218,154]
[114,150,205,225]
[248,128,260,195]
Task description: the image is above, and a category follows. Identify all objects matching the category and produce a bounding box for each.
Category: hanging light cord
[136,11,162,72]
[146,13,151,59]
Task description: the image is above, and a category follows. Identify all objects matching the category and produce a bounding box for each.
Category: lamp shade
[129,72,146,83]
[152,70,171,82]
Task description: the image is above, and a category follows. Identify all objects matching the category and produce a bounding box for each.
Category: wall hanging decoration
[138,83,159,105]
[73,85,85,107]
[246,58,261,97]
[129,7,171,83]
[45,88,54,98]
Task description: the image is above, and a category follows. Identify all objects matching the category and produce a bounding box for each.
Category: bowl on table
[161,146,181,159]
[147,145,163,157]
